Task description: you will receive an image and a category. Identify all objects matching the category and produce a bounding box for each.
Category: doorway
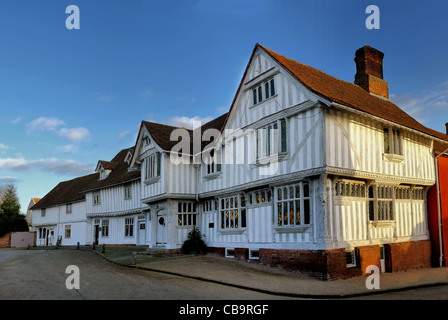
[94,219,100,245]
[137,221,146,245]
[156,210,167,246]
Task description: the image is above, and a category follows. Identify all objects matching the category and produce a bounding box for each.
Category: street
[1,248,447,303]
[0,248,286,300]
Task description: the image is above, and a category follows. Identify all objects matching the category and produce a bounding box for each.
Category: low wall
[10,232,36,248]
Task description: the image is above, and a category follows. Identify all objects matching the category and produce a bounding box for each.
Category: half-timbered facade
[32,44,448,279]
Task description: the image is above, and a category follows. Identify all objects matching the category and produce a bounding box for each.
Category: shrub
[181,226,207,254]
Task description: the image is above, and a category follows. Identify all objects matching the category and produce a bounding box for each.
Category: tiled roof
[81,147,140,192]
[257,44,448,143]
[31,147,140,210]
[142,113,228,153]
[31,173,98,210]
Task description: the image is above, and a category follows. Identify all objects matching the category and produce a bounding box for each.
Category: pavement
[92,245,448,299]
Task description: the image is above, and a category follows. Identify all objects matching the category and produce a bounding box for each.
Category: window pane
[265,81,270,99]
[270,78,275,96]
[241,209,246,228]
[277,203,282,226]
[281,119,287,152]
[253,89,257,105]
[295,200,301,225]
[384,128,390,153]
[258,86,262,103]
[304,199,310,224]
[303,183,309,197]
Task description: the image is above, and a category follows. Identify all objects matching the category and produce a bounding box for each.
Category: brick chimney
[354,46,389,99]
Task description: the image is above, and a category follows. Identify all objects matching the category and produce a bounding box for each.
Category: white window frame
[256,119,287,160]
[41,208,46,217]
[177,201,198,226]
[66,203,72,214]
[101,219,109,237]
[144,152,161,183]
[383,127,403,159]
[252,77,276,106]
[219,194,247,231]
[204,148,222,177]
[368,185,394,222]
[275,182,311,228]
[124,184,132,200]
[65,225,71,239]
[93,191,101,206]
[125,217,134,237]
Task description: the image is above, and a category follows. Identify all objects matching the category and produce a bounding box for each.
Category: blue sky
[0,0,447,212]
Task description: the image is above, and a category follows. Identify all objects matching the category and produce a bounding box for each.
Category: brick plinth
[0,233,11,248]
[207,240,432,280]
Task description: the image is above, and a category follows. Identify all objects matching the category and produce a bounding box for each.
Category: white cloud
[27,117,66,132]
[27,117,90,143]
[0,176,18,184]
[10,116,22,124]
[58,127,90,143]
[0,143,10,150]
[117,131,131,140]
[55,144,78,154]
[0,157,92,175]
[390,81,448,125]
[168,115,214,129]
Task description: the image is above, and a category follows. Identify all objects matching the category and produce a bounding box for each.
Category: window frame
[101,219,109,237]
[256,118,287,160]
[368,184,395,222]
[66,203,72,214]
[177,201,198,227]
[252,77,276,106]
[144,152,161,183]
[383,127,403,157]
[93,191,101,206]
[124,184,132,200]
[204,148,222,177]
[65,225,71,239]
[219,194,247,231]
[274,181,311,230]
[125,217,134,237]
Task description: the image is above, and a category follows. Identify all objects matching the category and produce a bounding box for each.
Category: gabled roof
[259,44,448,143]
[96,160,117,171]
[82,147,140,192]
[31,173,98,210]
[223,43,448,145]
[31,147,140,210]
[139,113,228,154]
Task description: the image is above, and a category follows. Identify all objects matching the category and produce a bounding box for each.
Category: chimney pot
[445,122,448,135]
[354,46,389,99]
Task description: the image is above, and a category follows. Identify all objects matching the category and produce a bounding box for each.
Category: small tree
[0,184,28,237]
[181,226,207,254]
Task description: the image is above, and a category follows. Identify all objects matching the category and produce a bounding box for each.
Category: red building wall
[428,155,448,267]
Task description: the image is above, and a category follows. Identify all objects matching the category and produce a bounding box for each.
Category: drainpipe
[435,147,448,267]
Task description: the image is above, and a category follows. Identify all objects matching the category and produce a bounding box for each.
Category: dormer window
[143,136,151,146]
[124,151,133,165]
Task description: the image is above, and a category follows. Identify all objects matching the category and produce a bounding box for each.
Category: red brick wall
[358,245,381,274]
[386,240,431,272]
[207,240,431,280]
[0,233,11,248]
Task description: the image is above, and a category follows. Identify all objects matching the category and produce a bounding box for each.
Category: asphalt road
[0,248,287,300]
